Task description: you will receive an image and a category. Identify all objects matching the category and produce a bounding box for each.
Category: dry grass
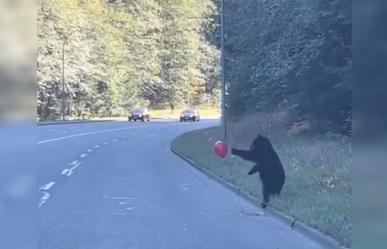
[172,112,352,247]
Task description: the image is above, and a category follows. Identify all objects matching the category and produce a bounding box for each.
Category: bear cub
[232,135,285,208]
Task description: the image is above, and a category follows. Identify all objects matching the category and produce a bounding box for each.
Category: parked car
[129,108,150,122]
[180,109,200,122]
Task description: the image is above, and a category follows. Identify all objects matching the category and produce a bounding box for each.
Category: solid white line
[104,196,138,200]
[37,126,137,144]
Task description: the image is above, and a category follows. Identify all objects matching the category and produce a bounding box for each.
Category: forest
[224,0,351,135]
[37,0,220,120]
[38,0,352,135]
[172,1,352,245]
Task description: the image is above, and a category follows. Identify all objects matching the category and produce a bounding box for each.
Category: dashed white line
[87,149,93,153]
[62,162,82,176]
[93,145,100,149]
[80,154,88,158]
[38,191,51,208]
[111,212,127,216]
[126,207,138,211]
[69,160,79,166]
[112,139,118,142]
[179,184,189,191]
[38,181,56,208]
[104,142,109,145]
[40,181,56,191]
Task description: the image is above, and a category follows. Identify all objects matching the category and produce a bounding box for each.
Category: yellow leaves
[180,0,195,8]
[45,0,81,27]
[38,0,220,113]
[82,0,106,17]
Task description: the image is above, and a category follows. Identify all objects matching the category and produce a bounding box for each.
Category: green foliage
[172,126,351,246]
[224,0,351,134]
[37,0,220,120]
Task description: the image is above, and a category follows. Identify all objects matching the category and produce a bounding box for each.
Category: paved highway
[5,120,327,249]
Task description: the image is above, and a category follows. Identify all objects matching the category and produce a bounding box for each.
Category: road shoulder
[170,132,347,249]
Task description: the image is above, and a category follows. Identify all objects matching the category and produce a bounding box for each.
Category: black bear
[232,134,285,208]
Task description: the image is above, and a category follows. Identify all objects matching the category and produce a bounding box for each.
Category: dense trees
[38,0,351,132]
[224,0,351,134]
[37,0,220,120]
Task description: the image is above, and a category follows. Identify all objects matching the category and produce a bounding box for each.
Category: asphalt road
[34,120,326,249]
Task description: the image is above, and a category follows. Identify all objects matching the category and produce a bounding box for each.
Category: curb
[37,119,115,126]
[170,144,347,249]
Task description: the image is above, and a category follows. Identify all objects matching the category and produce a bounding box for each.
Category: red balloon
[213,140,229,158]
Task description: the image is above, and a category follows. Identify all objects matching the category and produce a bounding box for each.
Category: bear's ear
[256,134,265,141]
[253,135,262,145]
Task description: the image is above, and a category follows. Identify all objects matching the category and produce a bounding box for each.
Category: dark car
[180,109,200,122]
[129,108,150,122]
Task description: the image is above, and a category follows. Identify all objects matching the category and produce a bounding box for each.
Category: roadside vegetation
[150,106,220,119]
[224,0,351,135]
[172,113,351,246]
[38,0,220,121]
[173,0,352,246]
[51,106,220,121]
[38,0,352,245]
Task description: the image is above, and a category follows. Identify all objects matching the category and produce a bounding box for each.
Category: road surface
[31,120,326,248]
